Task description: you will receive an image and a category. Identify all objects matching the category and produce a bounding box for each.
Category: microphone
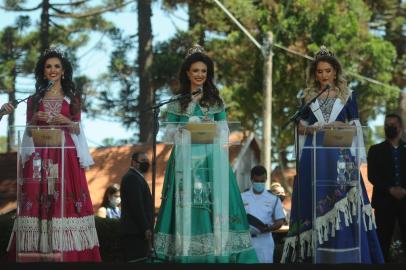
[39,80,56,95]
[321,84,331,92]
[191,86,203,96]
[171,86,203,101]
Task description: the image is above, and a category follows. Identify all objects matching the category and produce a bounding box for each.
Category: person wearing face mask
[119,151,153,262]
[241,165,285,263]
[97,184,121,219]
[270,183,290,225]
[367,113,406,262]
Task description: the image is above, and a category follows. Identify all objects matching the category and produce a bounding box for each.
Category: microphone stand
[282,85,330,263]
[0,81,55,114]
[140,92,196,263]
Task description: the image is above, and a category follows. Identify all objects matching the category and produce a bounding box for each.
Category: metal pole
[263,32,273,188]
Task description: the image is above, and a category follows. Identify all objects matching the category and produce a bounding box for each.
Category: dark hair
[178,52,223,112]
[131,151,146,161]
[385,113,403,126]
[251,165,267,178]
[30,49,81,116]
[101,184,120,208]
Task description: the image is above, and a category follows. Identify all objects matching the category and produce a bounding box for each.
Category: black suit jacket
[120,168,153,237]
[367,140,406,208]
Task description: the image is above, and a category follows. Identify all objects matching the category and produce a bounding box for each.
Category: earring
[62,74,65,79]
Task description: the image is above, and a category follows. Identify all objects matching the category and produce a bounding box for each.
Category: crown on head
[315,45,334,59]
[185,44,206,58]
[43,47,65,57]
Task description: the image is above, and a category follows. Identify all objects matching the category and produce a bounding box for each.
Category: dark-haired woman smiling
[154,45,258,263]
[7,48,100,262]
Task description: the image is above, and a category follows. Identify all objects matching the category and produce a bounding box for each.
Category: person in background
[270,182,290,225]
[367,113,406,262]
[0,102,14,121]
[97,184,121,219]
[120,151,153,262]
[241,165,285,263]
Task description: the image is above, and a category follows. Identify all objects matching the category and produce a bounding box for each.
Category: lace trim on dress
[317,97,336,123]
[154,230,253,258]
[7,215,99,253]
[280,187,376,262]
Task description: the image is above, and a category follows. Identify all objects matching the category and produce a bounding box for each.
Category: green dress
[154,100,258,263]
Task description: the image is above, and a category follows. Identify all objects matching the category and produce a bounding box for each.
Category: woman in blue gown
[281,46,384,263]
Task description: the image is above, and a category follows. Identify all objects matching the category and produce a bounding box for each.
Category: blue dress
[281,92,384,263]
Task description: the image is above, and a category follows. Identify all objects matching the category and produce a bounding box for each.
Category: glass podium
[11,125,74,262]
[303,125,367,263]
[155,120,242,258]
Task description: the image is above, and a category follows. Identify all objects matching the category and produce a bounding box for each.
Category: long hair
[30,49,81,116]
[304,55,349,103]
[101,184,120,208]
[178,52,223,112]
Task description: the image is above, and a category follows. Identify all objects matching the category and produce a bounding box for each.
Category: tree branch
[51,0,89,7]
[51,0,136,18]
[0,3,42,12]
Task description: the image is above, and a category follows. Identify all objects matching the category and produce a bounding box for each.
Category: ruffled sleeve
[65,97,94,168]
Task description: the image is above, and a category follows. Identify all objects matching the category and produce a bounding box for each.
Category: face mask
[252,182,265,193]
[385,126,398,140]
[137,161,150,173]
[110,197,121,207]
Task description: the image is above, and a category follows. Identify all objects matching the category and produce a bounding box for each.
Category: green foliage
[96,28,140,130]
[154,0,398,163]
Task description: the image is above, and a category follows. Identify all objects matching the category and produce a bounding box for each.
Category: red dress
[7,97,101,262]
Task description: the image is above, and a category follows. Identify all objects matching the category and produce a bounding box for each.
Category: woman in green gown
[154,45,258,263]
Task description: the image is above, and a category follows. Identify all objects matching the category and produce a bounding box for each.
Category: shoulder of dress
[166,101,193,116]
[209,99,226,114]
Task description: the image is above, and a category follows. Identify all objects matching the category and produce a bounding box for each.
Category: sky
[0,1,188,147]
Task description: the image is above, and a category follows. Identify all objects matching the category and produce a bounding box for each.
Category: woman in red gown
[7,48,101,262]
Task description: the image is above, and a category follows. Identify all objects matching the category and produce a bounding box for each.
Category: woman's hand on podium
[49,114,71,125]
[324,121,351,129]
[33,111,49,123]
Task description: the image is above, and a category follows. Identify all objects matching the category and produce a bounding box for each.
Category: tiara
[315,45,334,59]
[185,44,206,58]
[43,47,65,57]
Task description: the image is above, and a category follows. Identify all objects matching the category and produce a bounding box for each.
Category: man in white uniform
[241,165,285,263]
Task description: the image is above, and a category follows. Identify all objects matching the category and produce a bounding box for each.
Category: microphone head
[324,84,331,90]
[192,86,203,95]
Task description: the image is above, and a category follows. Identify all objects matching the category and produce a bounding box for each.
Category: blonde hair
[304,55,350,103]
